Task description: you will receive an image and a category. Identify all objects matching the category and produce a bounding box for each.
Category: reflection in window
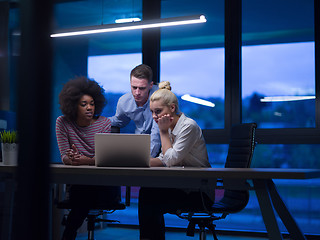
[206,144,228,167]
[249,144,320,235]
[161,48,225,129]
[242,42,315,128]
[88,53,142,133]
[252,144,320,169]
[209,143,320,234]
[88,53,141,118]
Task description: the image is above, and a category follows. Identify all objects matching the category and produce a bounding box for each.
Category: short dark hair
[58,76,106,121]
[130,64,153,83]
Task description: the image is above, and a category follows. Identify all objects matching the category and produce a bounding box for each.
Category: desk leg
[1,178,15,240]
[252,179,283,240]
[267,180,306,240]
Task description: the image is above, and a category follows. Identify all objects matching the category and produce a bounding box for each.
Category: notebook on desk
[95,133,150,167]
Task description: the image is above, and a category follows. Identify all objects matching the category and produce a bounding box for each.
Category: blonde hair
[150,81,179,114]
[158,81,171,90]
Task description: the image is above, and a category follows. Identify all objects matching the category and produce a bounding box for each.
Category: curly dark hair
[59,76,106,121]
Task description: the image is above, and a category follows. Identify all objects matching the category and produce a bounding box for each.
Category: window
[88,53,141,96]
[161,48,225,129]
[88,53,142,133]
[241,0,318,234]
[242,42,315,128]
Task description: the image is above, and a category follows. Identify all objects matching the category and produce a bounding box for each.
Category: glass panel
[54,0,143,55]
[251,144,320,169]
[217,178,320,235]
[207,144,228,168]
[161,49,224,129]
[242,0,314,45]
[88,53,142,96]
[87,53,142,133]
[54,0,142,28]
[161,0,224,50]
[248,144,320,234]
[161,0,225,129]
[51,1,143,161]
[242,0,315,128]
[242,42,315,128]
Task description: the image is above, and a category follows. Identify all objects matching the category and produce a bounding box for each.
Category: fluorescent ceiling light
[12,30,21,36]
[51,14,206,38]
[260,96,315,102]
[181,94,215,107]
[115,17,141,23]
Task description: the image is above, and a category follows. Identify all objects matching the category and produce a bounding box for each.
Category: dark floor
[76,225,269,240]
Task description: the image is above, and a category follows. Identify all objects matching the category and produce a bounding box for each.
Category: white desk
[1,164,320,240]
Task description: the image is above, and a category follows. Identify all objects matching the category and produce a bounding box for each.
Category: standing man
[109,64,161,157]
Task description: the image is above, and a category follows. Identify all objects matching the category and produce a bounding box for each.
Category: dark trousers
[62,207,89,240]
[62,185,121,240]
[138,187,213,240]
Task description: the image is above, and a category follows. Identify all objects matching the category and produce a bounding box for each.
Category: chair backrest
[225,123,257,169]
[111,126,120,133]
[218,123,257,211]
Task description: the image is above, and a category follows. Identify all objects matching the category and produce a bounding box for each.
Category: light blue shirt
[109,86,161,157]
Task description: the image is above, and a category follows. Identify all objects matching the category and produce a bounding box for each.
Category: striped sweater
[55,115,111,160]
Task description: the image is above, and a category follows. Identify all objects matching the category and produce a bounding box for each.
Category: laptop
[95,133,151,167]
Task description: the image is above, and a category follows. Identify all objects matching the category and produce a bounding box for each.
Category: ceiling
[6,0,315,55]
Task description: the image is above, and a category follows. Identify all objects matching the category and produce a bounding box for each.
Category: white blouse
[158,113,211,168]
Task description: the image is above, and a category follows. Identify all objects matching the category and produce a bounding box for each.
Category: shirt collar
[171,113,186,136]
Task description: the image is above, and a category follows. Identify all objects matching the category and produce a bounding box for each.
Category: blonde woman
[138,81,214,240]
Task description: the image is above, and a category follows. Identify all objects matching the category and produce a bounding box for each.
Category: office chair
[175,123,257,240]
[55,126,130,240]
[56,190,126,240]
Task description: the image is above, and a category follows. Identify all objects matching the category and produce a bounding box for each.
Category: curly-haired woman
[56,76,120,240]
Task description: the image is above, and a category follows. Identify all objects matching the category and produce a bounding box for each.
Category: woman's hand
[156,114,173,155]
[64,144,94,165]
[65,144,77,159]
[63,144,79,165]
[156,114,173,133]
